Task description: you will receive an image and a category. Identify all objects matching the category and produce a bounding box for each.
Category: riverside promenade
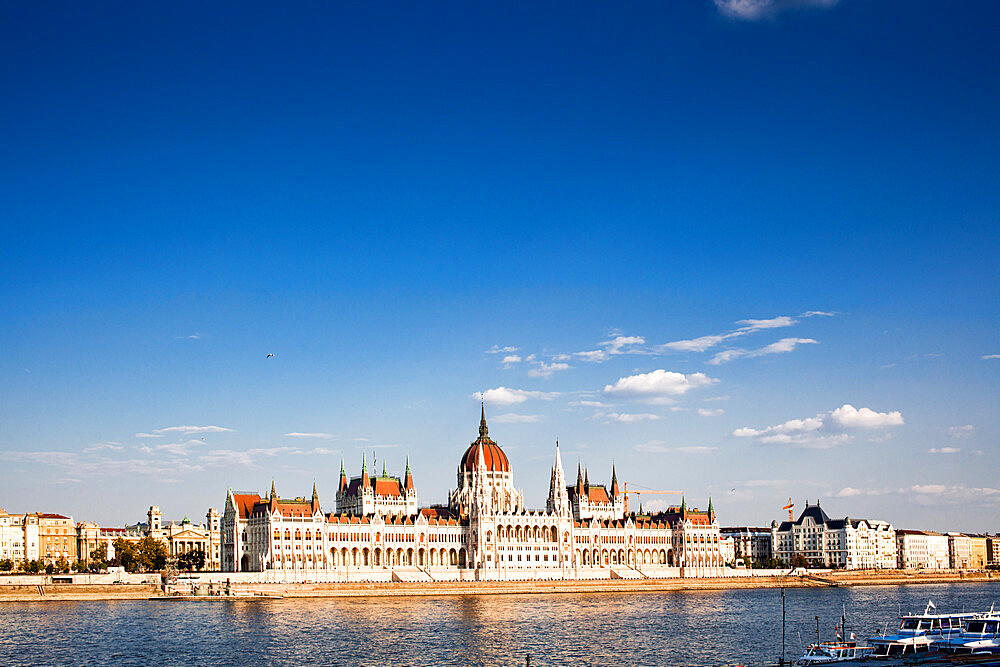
[0,571,994,602]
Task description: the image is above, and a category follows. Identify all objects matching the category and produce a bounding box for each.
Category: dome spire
[479,401,488,438]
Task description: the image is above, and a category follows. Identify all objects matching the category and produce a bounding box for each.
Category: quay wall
[0,570,994,602]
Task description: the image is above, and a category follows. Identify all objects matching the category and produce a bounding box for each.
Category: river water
[1,582,998,666]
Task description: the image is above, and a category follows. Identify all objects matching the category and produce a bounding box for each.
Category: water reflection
[0,583,998,666]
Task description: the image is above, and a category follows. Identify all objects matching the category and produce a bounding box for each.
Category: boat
[866,600,980,659]
[931,606,1000,655]
[793,641,874,664]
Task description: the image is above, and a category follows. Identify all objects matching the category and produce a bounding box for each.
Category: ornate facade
[221,408,725,578]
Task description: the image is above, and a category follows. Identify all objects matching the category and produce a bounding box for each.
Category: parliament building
[221,408,724,579]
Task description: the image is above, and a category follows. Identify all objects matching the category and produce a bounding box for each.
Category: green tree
[73,559,88,573]
[112,538,138,572]
[0,558,13,571]
[135,536,169,572]
[177,548,206,572]
[54,556,70,573]
[23,559,42,573]
[89,543,108,571]
[790,553,810,569]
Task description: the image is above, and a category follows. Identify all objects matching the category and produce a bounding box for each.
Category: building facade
[896,529,950,569]
[720,526,773,566]
[221,409,725,578]
[948,533,972,569]
[37,514,77,564]
[771,501,897,570]
[78,506,221,570]
[0,509,39,564]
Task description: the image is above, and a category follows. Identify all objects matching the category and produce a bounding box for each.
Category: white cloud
[709,337,818,365]
[911,484,947,495]
[982,354,1000,360]
[734,404,903,448]
[735,316,797,331]
[836,487,862,497]
[714,0,839,21]
[486,345,519,354]
[284,432,334,439]
[570,400,609,408]
[491,413,542,424]
[573,334,646,363]
[603,412,661,423]
[674,446,719,454]
[633,441,669,453]
[528,361,571,378]
[928,447,961,455]
[603,369,717,403]
[698,408,724,417]
[84,442,123,452]
[501,355,522,365]
[602,335,645,354]
[658,312,829,355]
[948,425,974,438]
[153,425,234,435]
[659,334,727,353]
[830,404,904,428]
[474,387,561,406]
[135,432,163,439]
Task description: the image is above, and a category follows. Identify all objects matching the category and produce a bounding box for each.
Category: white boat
[931,606,1000,655]
[866,600,979,658]
[794,641,874,665]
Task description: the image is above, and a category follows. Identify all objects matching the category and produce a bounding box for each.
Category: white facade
[0,510,39,563]
[948,533,973,569]
[896,530,950,569]
[772,501,897,570]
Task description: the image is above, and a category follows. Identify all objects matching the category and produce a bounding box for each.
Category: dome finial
[479,401,488,438]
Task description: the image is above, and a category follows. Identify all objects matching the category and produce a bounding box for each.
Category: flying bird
[266,353,275,358]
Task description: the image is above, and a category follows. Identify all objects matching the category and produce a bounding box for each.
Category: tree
[135,536,169,572]
[22,559,42,573]
[73,559,88,573]
[0,558,13,572]
[54,556,70,573]
[790,554,810,569]
[177,548,206,572]
[112,538,138,572]
[89,543,108,571]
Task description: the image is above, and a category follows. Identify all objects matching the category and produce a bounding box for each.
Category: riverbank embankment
[0,571,994,601]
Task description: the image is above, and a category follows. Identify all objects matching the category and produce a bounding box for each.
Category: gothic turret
[339,458,348,494]
[311,481,320,513]
[404,456,414,492]
[610,464,619,498]
[269,480,277,504]
[361,453,370,489]
[547,441,569,516]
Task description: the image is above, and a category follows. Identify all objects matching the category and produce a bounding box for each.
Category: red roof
[460,440,509,473]
[373,478,403,498]
[233,493,262,519]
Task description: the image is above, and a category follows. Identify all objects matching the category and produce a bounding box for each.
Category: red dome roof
[461,439,510,473]
[460,406,510,473]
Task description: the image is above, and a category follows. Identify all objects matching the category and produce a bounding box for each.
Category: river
[2,582,998,665]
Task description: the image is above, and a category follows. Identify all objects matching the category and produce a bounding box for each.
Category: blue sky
[1,0,998,531]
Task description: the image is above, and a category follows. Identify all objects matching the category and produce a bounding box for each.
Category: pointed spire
[708,496,715,522]
[340,457,345,476]
[680,495,686,515]
[361,452,370,489]
[311,481,320,511]
[611,463,619,497]
[576,462,583,493]
[361,451,367,473]
[404,455,414,492]
[339,457,348,494]
[584,467,589,491]
[382,459,387,477]
[479,402,488,438]
[270,480,277,503]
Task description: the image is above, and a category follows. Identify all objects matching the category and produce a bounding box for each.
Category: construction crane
[621,481,683,514]
[782,497,794,521]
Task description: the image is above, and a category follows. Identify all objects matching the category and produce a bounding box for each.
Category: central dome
[460,406,510,473]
